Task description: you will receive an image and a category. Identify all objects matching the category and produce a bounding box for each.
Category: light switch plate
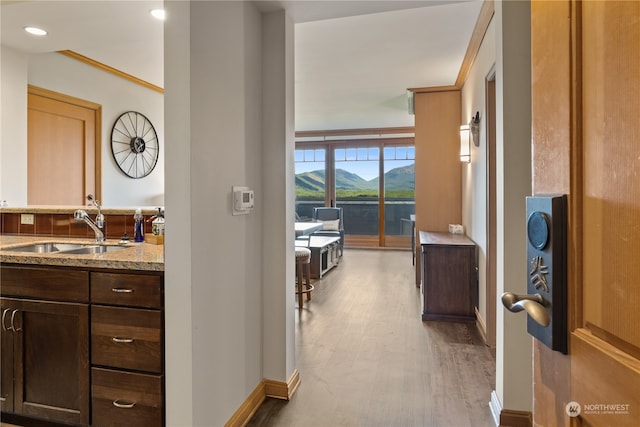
[20,214,35,225]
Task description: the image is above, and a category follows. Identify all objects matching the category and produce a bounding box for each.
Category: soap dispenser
[133,208,144,242]
[151,207,165,236]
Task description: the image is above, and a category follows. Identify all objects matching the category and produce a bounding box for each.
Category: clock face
[110,111,159,179]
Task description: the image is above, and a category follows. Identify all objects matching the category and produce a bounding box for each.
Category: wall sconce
[460,125,471,163]
[470,111,480,147]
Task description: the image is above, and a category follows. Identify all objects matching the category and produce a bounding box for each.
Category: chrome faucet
[74,194,105,242]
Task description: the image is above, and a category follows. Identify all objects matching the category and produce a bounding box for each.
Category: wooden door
[27,86,101,205]
[531,1,640,426]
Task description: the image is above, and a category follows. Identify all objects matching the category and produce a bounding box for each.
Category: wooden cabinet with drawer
[419,231,478,323]
[90,271,164,427]
[0,265,90,426]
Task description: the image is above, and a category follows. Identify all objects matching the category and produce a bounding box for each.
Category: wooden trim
[499,409,533,427]
[224,370,300,427]
[455,0,496,87]
[410,0,496,93]
[296,137,414,146]
[296,126,414,139]
[407,85,459,94]
[568,0,584,332]
[57,50,165,94]
[28,85,101,110]
[485,69,497,347]
[344,235,380,248]
[224,381,266,427]
[475,307,488,344]
[264,369,301,400]
[27,85,102,204]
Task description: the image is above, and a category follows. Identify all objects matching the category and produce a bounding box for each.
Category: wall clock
[110,111,159,179]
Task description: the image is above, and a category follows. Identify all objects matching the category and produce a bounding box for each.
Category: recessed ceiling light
[24,26,47,36]
[150,9,166,20]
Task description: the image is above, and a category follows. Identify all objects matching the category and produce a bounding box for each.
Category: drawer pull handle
[113,400,136,409]
[111,288,134,293]
[112,337,135,343]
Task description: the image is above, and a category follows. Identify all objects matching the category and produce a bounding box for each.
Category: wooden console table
[419,231,478,322]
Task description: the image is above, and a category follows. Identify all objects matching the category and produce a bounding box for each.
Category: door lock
[502,195,568,354]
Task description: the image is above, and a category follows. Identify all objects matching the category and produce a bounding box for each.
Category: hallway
[248,249,496,427]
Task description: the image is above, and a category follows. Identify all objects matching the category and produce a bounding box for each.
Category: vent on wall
[407,90,415,115]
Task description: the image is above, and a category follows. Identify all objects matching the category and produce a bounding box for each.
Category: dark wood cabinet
[419,231,478,322]
[1,266,90,426]
[91,368,163,427]
[90,271,164,427]
[1,265,164,427]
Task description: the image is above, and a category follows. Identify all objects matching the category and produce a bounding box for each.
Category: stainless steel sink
[2,242,88,253]
[2,242,128,255]
[61,245,127,255]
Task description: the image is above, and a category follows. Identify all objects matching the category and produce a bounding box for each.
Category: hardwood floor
[248,249,496,427]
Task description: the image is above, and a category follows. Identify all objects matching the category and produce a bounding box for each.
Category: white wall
[28,53,165,207]
[0,49,164,208]
[0,46,28,206]
[494,0,533,415]
[164,2,294,425]
[461,0,533,419]
[261,11,297,381]
[163,1,193,424]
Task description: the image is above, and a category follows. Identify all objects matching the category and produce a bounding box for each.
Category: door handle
[10,309,21,332]
[501,292,550,327]
[1,309,11,331]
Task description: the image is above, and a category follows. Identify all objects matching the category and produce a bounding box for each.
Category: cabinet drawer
[91,272,162,308]
[92,306,162,373]
[92,367,162,427]
[1,265,89,302]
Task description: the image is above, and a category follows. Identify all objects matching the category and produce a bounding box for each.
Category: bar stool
[295,246,314,309]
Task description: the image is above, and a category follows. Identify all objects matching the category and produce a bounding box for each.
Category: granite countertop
[0,235,164,272]
[0,206,160,215]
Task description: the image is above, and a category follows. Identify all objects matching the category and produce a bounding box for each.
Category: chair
[312,207,344,256]
[295,246,313,308]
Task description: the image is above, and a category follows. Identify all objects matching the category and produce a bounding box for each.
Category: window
[295,139,414,248]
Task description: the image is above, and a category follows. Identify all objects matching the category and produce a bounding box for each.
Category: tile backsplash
[1,212,152,240]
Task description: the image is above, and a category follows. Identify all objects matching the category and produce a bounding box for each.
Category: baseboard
[489,390,502,426]
[500,409,532,427]
[265,368,301,400]
[489,390,532,427]
[475,307,487,344]
[224,369,300,427]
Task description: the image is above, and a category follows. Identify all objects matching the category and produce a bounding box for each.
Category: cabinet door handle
[111,288,134,293]
[112,399,136,409]
[1,309,11,331]
[112,337,135,343]
[10,309,21,332]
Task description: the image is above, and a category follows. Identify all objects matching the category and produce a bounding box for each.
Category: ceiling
[0,0,483,132]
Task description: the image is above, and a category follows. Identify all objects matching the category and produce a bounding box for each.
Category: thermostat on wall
[232,186,254,216]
